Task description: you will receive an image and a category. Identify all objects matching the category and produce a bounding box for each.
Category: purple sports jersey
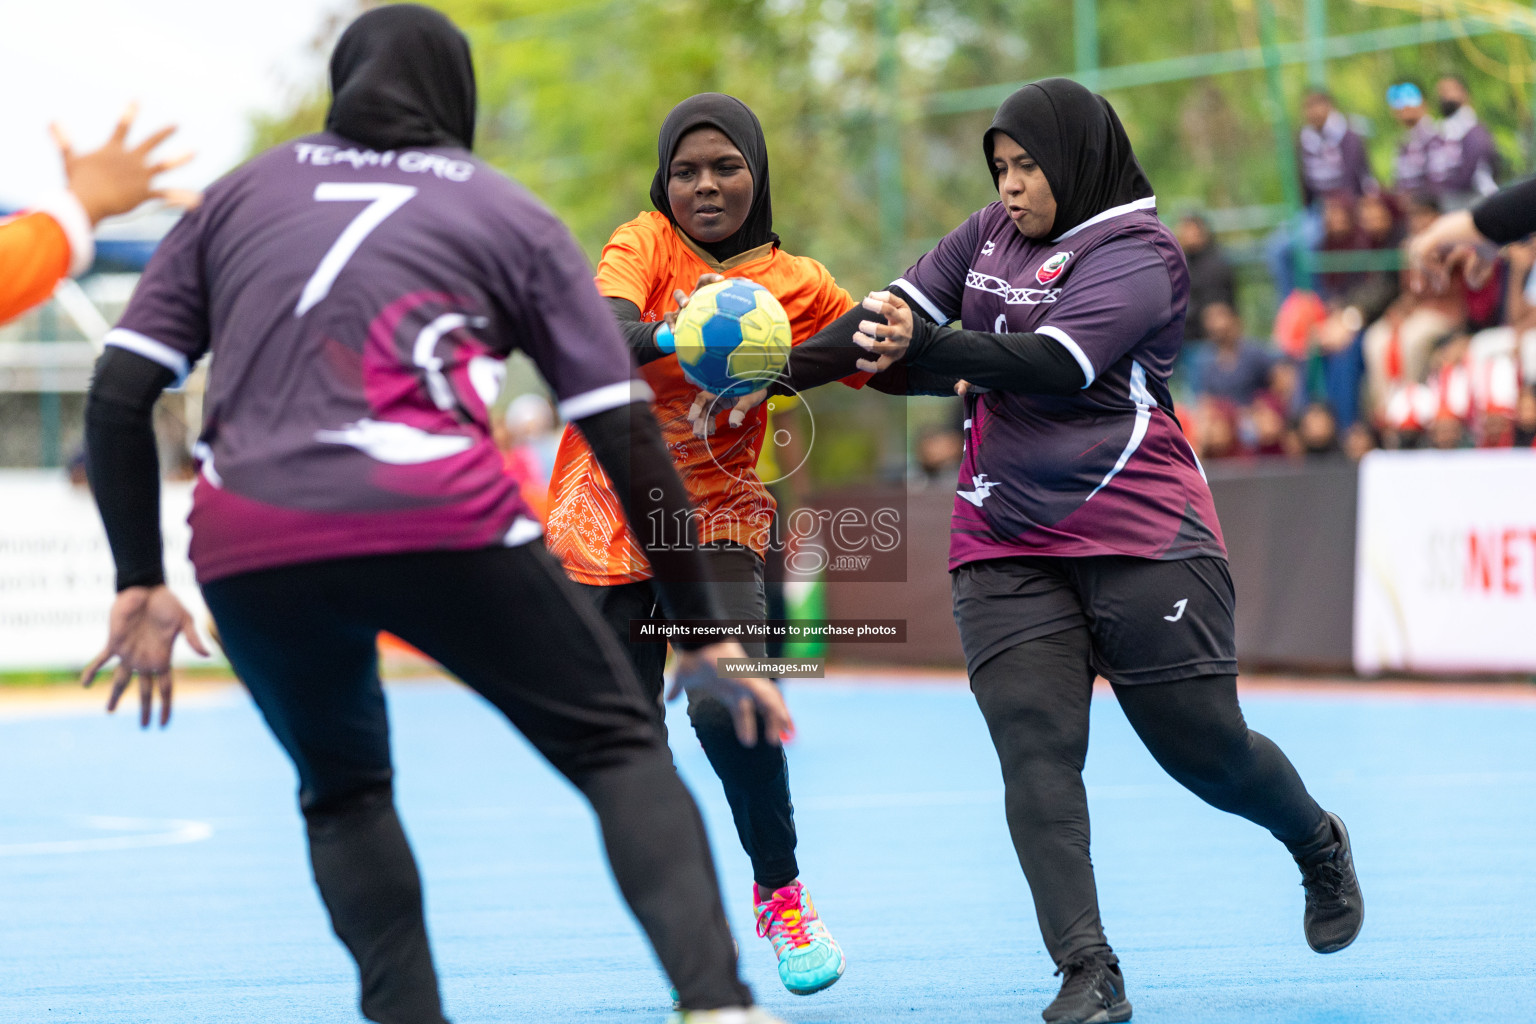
[893,198,1226,569]
[106,133,646,584]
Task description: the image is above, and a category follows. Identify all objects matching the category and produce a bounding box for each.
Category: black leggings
[970,626,1330,965]
[202,545,751,1022]
[580,545,799,890]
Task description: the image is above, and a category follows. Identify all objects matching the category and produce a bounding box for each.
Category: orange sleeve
[810,260,857,330]
[594,214,664,310]
[0,212,73,325]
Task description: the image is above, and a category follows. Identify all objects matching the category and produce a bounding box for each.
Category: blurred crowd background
[7,0,1536,487]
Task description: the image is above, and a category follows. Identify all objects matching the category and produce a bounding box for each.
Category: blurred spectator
[911,423,965,487]
[1245,393,1293,456]
[1428,74,1499,210]
[1192,301,1275,406]
[1403,189,1443,236]
[1268,358,1303,415]
[1316,195,1367,304]
[1297,402,1341,456]
[1362,192,1464,416]
[1342,420,1380,460]
[1194,398,1243,460]
[493,392,558,521]
[1176,211,1236,341]
[1298,88,1377,206]
[1388,82,1438,196]
[1354,193,1406,314]
[67,446,90,489]
[1270,89,1377,298]
[1427,411,1469,449]
[1515,387,1536,447]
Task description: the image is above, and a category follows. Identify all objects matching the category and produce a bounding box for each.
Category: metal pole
[929,17,1531,114]
[1075,0,1101,91]
[875,0,904,271]
[1530,0,1536,169]
[1305,0,1327,87]
[38,302,62,469]
[1258,0,1310,291]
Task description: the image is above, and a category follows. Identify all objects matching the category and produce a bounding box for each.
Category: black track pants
[579,544,799,891]
[202,545,752,1022]
[969,625,1329,964]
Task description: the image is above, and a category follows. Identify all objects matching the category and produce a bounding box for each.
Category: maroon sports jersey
[894,198,1225,568]
[106,133,646,583]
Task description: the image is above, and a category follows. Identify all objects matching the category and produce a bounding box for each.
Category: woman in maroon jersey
[745,79,1364,1024]
[77,7,787,1024]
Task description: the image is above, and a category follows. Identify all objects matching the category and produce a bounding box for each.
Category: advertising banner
[1355,450,1536,674]
[0,471,209,671]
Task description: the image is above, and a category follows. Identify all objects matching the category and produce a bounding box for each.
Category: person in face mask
[78,7,787,1024]
[1387,81,1439,196]
[751,78,1365,1024]
[1428,74,1500,210]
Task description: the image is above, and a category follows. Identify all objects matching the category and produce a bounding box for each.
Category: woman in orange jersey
[545,93,857,997]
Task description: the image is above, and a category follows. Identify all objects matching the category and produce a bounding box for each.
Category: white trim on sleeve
[104,328,191,385]
[1036,325,1095,388]
[1052,195,1158,243]
[1084,360,1154,502]
[35,191,95,277]
[503,515,544,547]
[557,379,655,421]
[890,277,951,323]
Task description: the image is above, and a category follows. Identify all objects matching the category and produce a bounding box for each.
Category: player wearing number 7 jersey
[81,7,789,1024]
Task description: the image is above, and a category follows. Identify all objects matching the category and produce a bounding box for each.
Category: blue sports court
[3,675,1532,1024]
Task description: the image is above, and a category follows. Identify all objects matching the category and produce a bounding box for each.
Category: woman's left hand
[80,584,210,728]
[665,272,725,330]
[854,290,913,373]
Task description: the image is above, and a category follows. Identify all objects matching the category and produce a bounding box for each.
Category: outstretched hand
[666,640,793,747]
[687,386,769,437]
[853,290,913,374]
[1406,209,1494,294]
[51,103,198,225]
[80,585,210,728]
[663,272,725,331]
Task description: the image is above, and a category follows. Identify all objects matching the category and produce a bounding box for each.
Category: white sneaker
[666,1007,788,1024]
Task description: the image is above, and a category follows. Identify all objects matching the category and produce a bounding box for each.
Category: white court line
[0,815,214,857]
[795,784,1173,812]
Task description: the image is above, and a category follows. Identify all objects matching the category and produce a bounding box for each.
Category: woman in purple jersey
[749,79,1364,1024]
[77,8,788,1024]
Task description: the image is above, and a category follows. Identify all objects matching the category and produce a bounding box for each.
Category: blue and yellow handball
[660,278,792,397]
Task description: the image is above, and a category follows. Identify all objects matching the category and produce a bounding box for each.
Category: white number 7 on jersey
[295,182,419,316]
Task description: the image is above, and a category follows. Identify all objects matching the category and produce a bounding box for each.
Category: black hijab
[326,4,476,152]
[985,78,1153,239]
[649,93,777,262]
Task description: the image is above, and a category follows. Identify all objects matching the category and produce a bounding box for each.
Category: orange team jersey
[546,211,863,585]
[0,196,93,325]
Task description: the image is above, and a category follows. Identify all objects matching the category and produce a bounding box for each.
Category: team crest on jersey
[981,240,996,256]
[1036,251,1072,284]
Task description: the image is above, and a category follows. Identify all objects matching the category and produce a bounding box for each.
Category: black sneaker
[1042,952,1132,1024]
[1297,811,1364,953]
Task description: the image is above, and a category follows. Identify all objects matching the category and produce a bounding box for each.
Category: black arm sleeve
[605,296,668,365]
[771,304,962,397]
[1471,177,1536,246]
[903,316,1086,395]
[575,400,725,649]
[84,347,176,591]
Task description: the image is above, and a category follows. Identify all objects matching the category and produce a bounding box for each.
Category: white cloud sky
[0,0,349,209]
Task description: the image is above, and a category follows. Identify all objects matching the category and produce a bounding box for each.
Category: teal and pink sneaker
[753,881,845,995]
